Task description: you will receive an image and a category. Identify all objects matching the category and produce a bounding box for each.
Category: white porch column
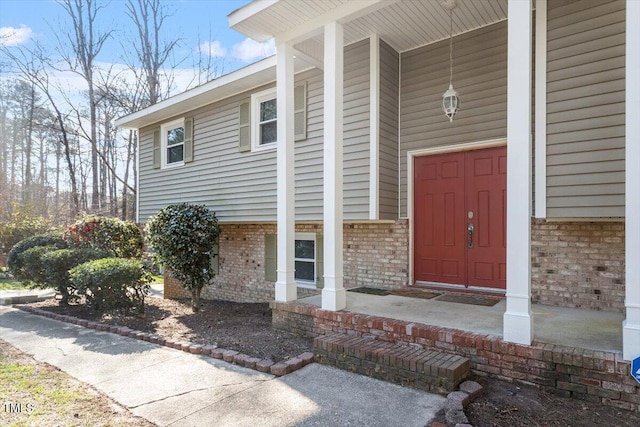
[503,0,533,344]
[274,41,296,302]
[322,21,346,311]
[623,0,640,362]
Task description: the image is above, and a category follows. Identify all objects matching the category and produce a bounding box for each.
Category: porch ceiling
[230,0,508,54]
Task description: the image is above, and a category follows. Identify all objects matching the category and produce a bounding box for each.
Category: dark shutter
[210,242,219,275]
[238,102,251,152]
[184,117,194,163]
[153,129,161,169]
[294,83,307,141]
[264,234,277,282]
[316,235,324,289]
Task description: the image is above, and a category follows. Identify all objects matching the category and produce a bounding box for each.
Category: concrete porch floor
[296,292,624,353]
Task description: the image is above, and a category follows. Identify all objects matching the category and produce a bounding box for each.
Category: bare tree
[125,0,179,106]
[56,0,112,211]
[193,27,227,87]
[1,46,82,218]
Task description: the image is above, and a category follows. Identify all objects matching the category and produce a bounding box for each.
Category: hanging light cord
[449,7,454,86]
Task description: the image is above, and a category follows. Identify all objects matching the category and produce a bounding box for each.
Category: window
[264,232,323,288]
[251,88,277,150]
[161,118,185,167]
[295,232,316,287]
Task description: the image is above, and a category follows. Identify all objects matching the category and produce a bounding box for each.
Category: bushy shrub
[0,207,52,254]
[42,248,109,304]
[69,257,152,314]
[145,203,219,312]
[15,245,60,285]
[63,216,144,259]
[7,234,68,279]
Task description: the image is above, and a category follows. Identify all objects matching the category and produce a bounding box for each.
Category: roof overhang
[229,0,509,54]
[116,56,283,130]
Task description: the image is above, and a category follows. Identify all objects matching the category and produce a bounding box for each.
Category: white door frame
[407,138,507,288]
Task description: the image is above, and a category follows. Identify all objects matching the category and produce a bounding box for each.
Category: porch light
[442,0,459,122]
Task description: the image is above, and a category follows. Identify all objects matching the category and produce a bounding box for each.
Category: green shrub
[145,203,219,312]
[42,248,109,304]
[69,258,152,314]
[16,245,60,285]
[63,216,144,259]
[7,234,68,280]
[0,206,52,254]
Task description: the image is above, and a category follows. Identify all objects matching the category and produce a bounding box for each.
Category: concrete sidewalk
[0,288,55,305]
[0,306,446,426]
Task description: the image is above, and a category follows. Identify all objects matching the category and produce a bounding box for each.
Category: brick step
[313,333,470,394]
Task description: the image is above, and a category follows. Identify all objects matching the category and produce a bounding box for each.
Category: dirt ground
[464,376,640,426]
[23,296,640,427]
[0,339,152,427]
[27,296,313,362]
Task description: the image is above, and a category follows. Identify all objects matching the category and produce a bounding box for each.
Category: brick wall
[164,220,409,302]
[164,218,624,313]
[272,301,639,412]
[531,220,625,313]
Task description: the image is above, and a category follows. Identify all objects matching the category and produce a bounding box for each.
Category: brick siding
[164,220,410,302]
[531,220,625,313]
[164,219,624,313]
[272,301,639,412]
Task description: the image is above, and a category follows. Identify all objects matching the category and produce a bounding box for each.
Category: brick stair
[313,333,470,394]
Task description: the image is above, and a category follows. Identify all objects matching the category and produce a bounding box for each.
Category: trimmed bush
[63,216,144,259]
[145,203,219,312]
[16,245,60,285]
[42,248,109,304]
[69,258,152,314]
[8,234,68,281]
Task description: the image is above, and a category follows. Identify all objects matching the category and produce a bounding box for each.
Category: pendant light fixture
[442,0,459,122]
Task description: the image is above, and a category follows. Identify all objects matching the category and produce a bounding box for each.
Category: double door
[413,147,506,290]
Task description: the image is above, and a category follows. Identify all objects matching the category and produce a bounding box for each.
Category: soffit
[231,0,509,53]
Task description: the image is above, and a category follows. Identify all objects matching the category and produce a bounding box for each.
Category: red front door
[413,147,506,290]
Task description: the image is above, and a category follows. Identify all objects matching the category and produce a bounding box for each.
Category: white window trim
[295,232,316,288]
[251,87,277,152]
[161,117,185,169]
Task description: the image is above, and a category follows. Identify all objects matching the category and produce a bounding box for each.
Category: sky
[0,0,275,93]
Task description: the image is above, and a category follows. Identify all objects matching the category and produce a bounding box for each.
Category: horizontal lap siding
[138,41,371,223]
[342,39,371,219]
[379,39,399,220]
[546,0,625,218]
[399,22,507,217]
[138,85,277,223]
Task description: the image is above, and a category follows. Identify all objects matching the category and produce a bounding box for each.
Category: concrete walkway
[0,306,446,426]
[0,288,55,305]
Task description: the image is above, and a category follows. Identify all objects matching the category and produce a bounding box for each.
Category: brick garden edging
[272,301,640,413]
[14,305,314,377]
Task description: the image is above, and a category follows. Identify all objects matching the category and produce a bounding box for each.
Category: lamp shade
[442,84,459,122]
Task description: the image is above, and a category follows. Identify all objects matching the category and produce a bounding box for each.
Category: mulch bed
[24,296,312,363]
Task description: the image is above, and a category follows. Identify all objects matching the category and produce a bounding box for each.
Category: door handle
[467,223,474,248]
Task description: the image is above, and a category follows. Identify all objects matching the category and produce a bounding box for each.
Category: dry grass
[0,340,153,427]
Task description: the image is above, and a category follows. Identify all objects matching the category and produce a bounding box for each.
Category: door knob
[467,223,474,248]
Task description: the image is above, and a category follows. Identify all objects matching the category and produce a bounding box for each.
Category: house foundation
[165,220,625,313]
[271,301,639,412]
